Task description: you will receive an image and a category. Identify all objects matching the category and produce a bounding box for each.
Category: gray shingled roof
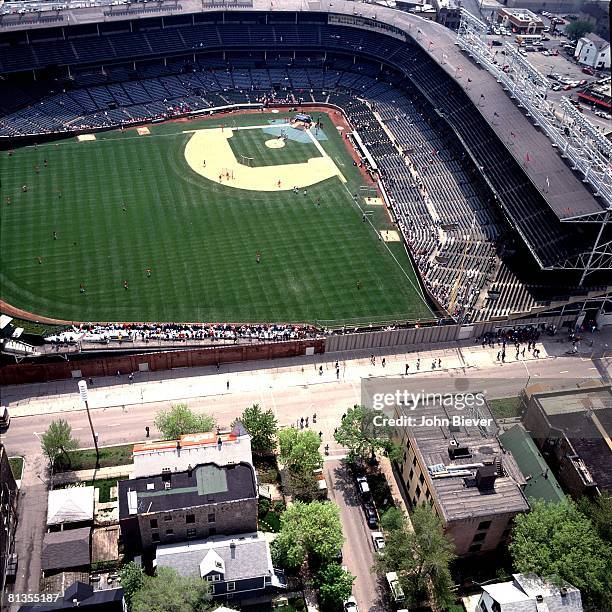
[42,527,91,572]
[156,532,272,581]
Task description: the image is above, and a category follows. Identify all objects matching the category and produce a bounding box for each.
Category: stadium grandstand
[0,0,610,330]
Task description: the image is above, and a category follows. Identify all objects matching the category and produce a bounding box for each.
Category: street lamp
[78,380,99,470]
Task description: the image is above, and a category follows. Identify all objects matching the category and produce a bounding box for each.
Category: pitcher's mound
[265,138,286,149]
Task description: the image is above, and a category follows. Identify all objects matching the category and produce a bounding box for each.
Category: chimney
[187,464,193,477]
[230,542,236,559]
[560,587,568,598]
[176,440,181,452]
[536,595,544,603]
[475,464,497,491]
[217,436,223,449]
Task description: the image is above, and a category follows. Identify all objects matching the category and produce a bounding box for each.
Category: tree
[565,20,592,41]
[278,427,322,473]
[119,562,145,611]
[334,405,402,462]
[154,403,215,440]
[509,500,612,609]
[318,563,355,611]
[273,500,344,569]
[236,404,277,454]
[577,492,612,543]
[130,567,213,612]
[40,419,79,469]
[380,507,406,533]
[375,504,455,609]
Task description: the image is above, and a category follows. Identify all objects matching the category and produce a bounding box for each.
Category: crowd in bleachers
[46,322,319,345]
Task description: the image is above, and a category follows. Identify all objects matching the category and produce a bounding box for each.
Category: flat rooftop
[118,461,256,519]
[396,402,529,521]
[535,386,612,494]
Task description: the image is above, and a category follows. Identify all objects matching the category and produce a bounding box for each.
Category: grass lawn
[488,397,523,419]
[9,456,24,480]
[55,444,133,472]
[0,112,431,325]
[254,455,281,484]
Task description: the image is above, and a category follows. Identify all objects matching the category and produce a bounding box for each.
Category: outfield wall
[0,338,324,385]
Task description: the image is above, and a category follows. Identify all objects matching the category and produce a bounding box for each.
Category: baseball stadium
[0,0,610,360]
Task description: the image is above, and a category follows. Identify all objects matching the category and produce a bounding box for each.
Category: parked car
[363,501,379,528]
[542,50,551,56]
[371,531,386,551]
[356,475,371,498]
[582,67,595,75]
[552,84,562,91]
[344,595,359,612]
[386,572,406,603]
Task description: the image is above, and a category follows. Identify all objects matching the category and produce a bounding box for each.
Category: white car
[344,595,359,612]
[372,531,386,551]
[356,475,370,497]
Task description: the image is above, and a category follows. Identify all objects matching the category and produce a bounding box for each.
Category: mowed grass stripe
[0,113,433,324]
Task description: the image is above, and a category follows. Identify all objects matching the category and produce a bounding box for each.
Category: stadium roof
[0,0,605,222]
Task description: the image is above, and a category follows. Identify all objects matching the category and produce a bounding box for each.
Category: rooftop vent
[164,481,171,490]
[476,464,497,491]
[448,443,471,460]
[536,595,544,603]
[187,464,193,477]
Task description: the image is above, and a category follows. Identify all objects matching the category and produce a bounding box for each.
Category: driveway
[324,458,389,612]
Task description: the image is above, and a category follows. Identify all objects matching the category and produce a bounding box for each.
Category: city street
[2,330,610,607]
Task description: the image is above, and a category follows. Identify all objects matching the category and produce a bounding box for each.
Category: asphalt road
[325,458,388,612]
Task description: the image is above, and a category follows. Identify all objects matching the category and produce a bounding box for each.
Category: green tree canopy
[375,504,455,609]
[130,567,213,612]
[334,405,402,462]
[235,403,277,454]
[565,20,592,41]
[380,507,407,533]
[278,427,322,473]
[509,500,612,609]
[273,500,344,569]
[577,492,612,543]
[318,563,355,611]
[119,562,145,611]
[154,403,215,440]
[40,418,79,469]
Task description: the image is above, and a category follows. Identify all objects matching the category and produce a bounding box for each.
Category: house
[497,8,544,34]
[155,532,286,602]
[0,444,19,598]
[574,33,611,69]
[118,461,258,553]
[476,573,582,612]
[392,400,529,555]
[19,581,125,611]
[131,427,252,479]
[41,527,91,575]
[47,486,95,530]
[522,385,612,499]
[499,424,566,503]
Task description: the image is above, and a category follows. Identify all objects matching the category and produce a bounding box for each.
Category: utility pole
[78,380,99,470]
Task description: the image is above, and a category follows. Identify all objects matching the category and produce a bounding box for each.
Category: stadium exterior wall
[0,339,324,386]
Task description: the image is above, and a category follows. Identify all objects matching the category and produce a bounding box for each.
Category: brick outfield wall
[0,339,325,386]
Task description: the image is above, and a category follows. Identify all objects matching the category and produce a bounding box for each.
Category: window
[419,473,425,485]
[227,582,236,592]
[468,543,482,553]
[208,513,216,523]
[186,514,195,524]
[187,528,196,538]
[152,533,160,543]
[164,514,172,522]
[409,469,414,481]
[166,528,174,536]
[477,520,491,531]
[206,574,221,582]
[150,519,158,529]
[209,527,217,536]
[472,532,486,543]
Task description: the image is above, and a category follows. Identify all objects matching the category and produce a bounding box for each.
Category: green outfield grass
[0,112,433,325]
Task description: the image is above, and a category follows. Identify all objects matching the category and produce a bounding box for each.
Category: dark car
[363,501,379,529]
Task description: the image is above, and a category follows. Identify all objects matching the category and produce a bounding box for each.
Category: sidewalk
[4,340,551,418]
[52,464,132,486]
